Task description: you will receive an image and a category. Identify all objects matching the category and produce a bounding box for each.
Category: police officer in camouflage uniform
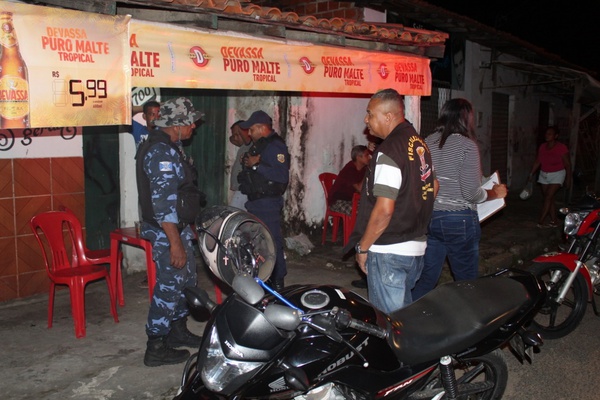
[238,110,290,291]
[135,97,204,367]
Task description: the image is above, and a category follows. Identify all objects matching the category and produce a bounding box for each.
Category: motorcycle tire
[530,262,588,339]
[409,349,507,400]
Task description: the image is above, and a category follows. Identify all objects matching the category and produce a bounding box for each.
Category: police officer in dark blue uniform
[238,110,290,291]
[136,97,204,367]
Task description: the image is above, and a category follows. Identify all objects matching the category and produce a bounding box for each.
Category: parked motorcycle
[175,206,545,399]
[530,191,600,339]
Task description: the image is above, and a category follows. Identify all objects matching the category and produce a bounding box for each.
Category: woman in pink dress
[529,126,572,228]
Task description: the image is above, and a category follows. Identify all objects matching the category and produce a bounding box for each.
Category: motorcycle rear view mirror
[264,304,302,330]
[232,274,265,305]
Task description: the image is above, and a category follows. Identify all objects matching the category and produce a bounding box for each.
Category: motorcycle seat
[387,277,528,365]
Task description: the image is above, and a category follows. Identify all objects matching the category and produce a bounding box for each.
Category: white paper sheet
[477,171,506,222]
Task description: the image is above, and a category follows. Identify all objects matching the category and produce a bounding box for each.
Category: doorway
[490,92,509,183]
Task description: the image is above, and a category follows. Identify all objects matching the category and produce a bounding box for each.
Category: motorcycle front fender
[532,252,594,299]
[532,252,579,268]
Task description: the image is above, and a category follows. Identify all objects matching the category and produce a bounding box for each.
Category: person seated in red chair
[328,145,371,289]
[329,145,370,215]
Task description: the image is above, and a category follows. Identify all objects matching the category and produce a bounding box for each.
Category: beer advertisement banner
[0,1,130,128]
[130,20,431,96]
[0,126,82,158]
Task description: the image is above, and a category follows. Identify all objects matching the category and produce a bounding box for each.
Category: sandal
[548,221,560,227]
[537,223,551,229]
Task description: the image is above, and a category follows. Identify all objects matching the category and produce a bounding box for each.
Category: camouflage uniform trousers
[144,226,197,337]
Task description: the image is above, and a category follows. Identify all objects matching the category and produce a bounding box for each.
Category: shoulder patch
[277,154,286,163]
[159,161,173,171]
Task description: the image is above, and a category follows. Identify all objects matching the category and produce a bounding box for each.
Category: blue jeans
[412,209,481,301]
[366,252,424,313]
[246,197,287,281]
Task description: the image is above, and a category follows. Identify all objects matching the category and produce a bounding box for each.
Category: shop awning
[130,19,432,97]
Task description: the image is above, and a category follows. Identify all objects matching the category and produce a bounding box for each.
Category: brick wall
[0,157,85,301]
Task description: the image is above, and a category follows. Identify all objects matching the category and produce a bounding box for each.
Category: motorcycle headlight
[201,325,264,393]
[564,212,589,235]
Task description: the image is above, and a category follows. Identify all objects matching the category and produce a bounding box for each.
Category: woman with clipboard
[412,98,507,300]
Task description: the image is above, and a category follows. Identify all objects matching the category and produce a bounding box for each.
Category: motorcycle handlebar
[333,307,387,339]
[347,318,388,339]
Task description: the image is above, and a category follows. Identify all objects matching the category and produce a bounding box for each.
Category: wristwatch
[355,243,368,254]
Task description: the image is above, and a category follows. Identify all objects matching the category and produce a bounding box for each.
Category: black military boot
[266,278,285,292]
[272,278,285,292]
[144,335,190,367]
[166,317,203,348]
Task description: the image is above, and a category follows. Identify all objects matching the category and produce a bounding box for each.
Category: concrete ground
[0,190,577,400]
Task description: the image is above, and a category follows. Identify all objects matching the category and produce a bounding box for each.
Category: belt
[143,219,189,233]
[247,193,280,201]
[177,221,189,232]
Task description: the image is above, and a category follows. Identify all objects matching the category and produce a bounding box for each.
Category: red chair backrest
[318,172,337,205]
[57,206,87,263]
[30,211,86,276]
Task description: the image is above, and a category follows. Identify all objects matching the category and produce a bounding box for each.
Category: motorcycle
[175,206,545,399]
[530,191,600,339]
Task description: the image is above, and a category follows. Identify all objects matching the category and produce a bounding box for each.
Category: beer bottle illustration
[0,11,29,128]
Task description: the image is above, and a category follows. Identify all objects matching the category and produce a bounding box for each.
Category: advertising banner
[0,126,82,158]
[130,20,431,96]
[0,1,130,128]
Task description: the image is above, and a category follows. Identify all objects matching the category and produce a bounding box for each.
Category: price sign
[4,2,131,127]
[52,79,108,108]
[69,79,107,106]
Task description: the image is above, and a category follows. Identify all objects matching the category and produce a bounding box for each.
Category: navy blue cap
[239,110,272,129]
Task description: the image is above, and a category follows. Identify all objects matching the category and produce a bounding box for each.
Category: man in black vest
[136,97,204,367]
[345,89,437,313]
[237,110,290,291]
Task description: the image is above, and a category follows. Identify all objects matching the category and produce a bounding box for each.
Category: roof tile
[118,0,448,52]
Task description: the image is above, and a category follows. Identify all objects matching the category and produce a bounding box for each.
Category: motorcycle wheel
[410,349,507,400]
[530,262,588,339]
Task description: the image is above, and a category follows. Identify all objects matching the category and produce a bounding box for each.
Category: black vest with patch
[237,134,288,200]
[135,130,201,228]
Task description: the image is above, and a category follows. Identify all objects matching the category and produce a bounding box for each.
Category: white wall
[226,92,421,233]
[0,129,82,158]
[117,89,426,270]
[449,40,571,189]
[118,118,146,272]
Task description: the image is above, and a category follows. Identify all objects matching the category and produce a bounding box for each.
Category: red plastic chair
[59,206,124,303]
[30,211,119,338]
[319,172,352,245]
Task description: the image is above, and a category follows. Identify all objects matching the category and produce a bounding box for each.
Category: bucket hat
[154,97,204,128]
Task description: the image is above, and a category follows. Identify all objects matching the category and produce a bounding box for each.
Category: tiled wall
[0,157,85,302]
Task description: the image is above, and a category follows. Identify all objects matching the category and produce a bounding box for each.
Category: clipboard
[477,171,506,222]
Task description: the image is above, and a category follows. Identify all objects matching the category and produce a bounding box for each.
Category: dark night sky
[425,0,599,74]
